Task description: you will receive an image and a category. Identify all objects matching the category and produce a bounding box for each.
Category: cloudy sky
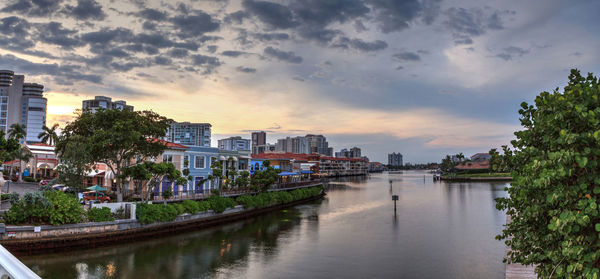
[1,0,599,163]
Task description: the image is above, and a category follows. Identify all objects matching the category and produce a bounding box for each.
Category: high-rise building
[166,122,211,147]
[251,131,266,154]
[82,96,134,112]
[275,136,310,154]
[218,136,251,151]
[335,148,349,158]
[0,70,47,143]
[305,134,331,155]
[388,152,403,167]
[336,147,361,158]
[350,147,361,158]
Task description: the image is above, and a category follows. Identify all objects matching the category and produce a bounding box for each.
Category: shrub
[173,203,186,215]
[24,177,36,183]
[136,203,179,224]
[197,201,211,212]
[3,192,51,225]
[496,70,600,278]
[38,185,53,192]
[236,186,322,210]
[114,206,128,219]
[181,199,200,214]
[46,191,84,226]
[87,207,114,222]
[207,196,235,213]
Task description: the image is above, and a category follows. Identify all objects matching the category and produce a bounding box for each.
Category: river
[21,171,509,278]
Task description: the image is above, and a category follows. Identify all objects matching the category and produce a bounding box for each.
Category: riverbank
[1,189,325,256]
[440,173,512,182]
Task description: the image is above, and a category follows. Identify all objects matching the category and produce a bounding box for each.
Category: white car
[51,184,70,192]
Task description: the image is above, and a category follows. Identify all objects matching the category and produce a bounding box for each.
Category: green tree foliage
[37,124,59,146]
[234,171,250,188]
[46,191,84,226]
[56,109,171,202]
[440,155,457,173]
[7,123,26,142]
[497,70,600,278]
[120,161,188,201]
[55,135,94,192]
[250,160,280,192]
[0,130,20,163]
[488,145,515,173]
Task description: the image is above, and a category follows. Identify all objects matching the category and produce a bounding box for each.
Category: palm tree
[14,147,33,183]
[38,124,59,145]
[7,123,26,142]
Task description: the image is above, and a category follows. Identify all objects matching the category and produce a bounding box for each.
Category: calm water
[21,171,509,278]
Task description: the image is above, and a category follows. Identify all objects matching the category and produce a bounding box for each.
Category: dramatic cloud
[236,66,257,73]
[62,0,106,21]
[263,47,302,64]
[495,46,529,61]
[393,51,421,62]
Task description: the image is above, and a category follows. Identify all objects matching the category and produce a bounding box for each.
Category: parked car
[51,184,70,192]
[39,179,50,186]
[82,191,111,203]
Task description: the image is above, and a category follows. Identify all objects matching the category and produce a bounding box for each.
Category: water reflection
[22,171,509,279]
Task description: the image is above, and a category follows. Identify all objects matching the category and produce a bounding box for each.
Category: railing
[0,244,41,279]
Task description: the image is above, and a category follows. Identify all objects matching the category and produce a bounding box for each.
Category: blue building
[184,145,219,195]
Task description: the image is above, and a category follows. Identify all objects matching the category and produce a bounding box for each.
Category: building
[0,70,47,143]
[218,136,251,151]
[335,148,349,158]
[253,143,276,154]
[388,152,403,167]
[184,145,219,195]
[336,147,362,158]
[305,134,332,156]
[275,136,310,154]
[471,153,492,162]
[165,122,211,147]
[349,147,361,158]
[252,152,368,177]
[82,96,134,112]
[251,131,266,154]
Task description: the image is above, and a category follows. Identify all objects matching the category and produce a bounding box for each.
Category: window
[162,154,173,163]
[195,156,205,169]
[183,155,189,168]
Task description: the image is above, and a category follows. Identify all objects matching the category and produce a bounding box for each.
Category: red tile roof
[455,160,489,170]
[148,138,189,149]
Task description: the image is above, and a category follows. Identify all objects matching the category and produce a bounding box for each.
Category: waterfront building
[252,152,368,177]
[217,148,251,179]
[2,143,57,179]
[165,122,211,147]
[335,147,362,158]
[0,70,47,143]
[82,96,133,112]
[218,136,251,151]
[388,152,403,167]
[251,131,266,154]
[184,145,219,195]
[367,162,385,172]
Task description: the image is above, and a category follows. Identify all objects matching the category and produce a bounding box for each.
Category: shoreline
[0,193,325,256]
[440,176,512,182]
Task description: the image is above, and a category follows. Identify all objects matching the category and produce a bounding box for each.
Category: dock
[505,215,536,279]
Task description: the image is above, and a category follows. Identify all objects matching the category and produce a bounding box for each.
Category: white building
[0,70,47,143]
[166,122,211,147]
[388,152,403,167]
[218,136,251,151]
[82,96,134,112]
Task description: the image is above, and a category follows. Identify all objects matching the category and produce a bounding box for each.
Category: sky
[1,0,599,163]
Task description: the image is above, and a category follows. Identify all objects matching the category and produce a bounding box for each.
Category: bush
[24,177,36,183]
[46,191,84,226]
[87,207,114,222]
[114,206,128,219]
[496,70,600,278]
[181,199,200,214]
[136,203,179,224]
[236,186,323,210]
[38,185,53,192]
[207,196,235,213]
[172,203,185,215]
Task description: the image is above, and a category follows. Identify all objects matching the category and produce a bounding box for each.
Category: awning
[37,162,55,169]
[301,170,314,174]
[85,170,105,177]
[219,155,226,161]
[105,171,114,180]
[278,171,299,176]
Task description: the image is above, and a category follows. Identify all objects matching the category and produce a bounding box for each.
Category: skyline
[1,0,599,163]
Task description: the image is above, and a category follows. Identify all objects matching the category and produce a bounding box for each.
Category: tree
[56,109,171,202]
[440,155,457,173]
[496,70,600,278]
[13,146,33,183]
[209,160,224,195]
[0,130,20,163]
[120,161,189,201]
[38,124,59,146]
[234,171,250,189]
[250,160,280,192]
[7,123,26,142]
[488,145,514,173]
[55,135,94,192]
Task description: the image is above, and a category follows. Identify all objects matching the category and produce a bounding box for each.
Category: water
[21,171,509,278]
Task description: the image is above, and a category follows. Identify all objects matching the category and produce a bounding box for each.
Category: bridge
[0,244,40,278]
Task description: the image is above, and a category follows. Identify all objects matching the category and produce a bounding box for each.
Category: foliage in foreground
[496,70,600,278]
[86,207,115,222]
[3,191,84,226]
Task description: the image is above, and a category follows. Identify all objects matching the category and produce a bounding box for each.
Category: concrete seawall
[0,193,325,256]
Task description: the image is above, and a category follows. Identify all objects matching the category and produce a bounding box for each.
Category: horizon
[1,0,599,163]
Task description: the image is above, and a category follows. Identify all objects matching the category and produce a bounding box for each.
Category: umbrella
[86,185,107,203]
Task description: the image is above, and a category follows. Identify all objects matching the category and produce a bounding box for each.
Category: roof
[455,160,489,170]
[148,138,189,149]
[471,153,490,157]
[28,143,53,147]
[252,152,366,162]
